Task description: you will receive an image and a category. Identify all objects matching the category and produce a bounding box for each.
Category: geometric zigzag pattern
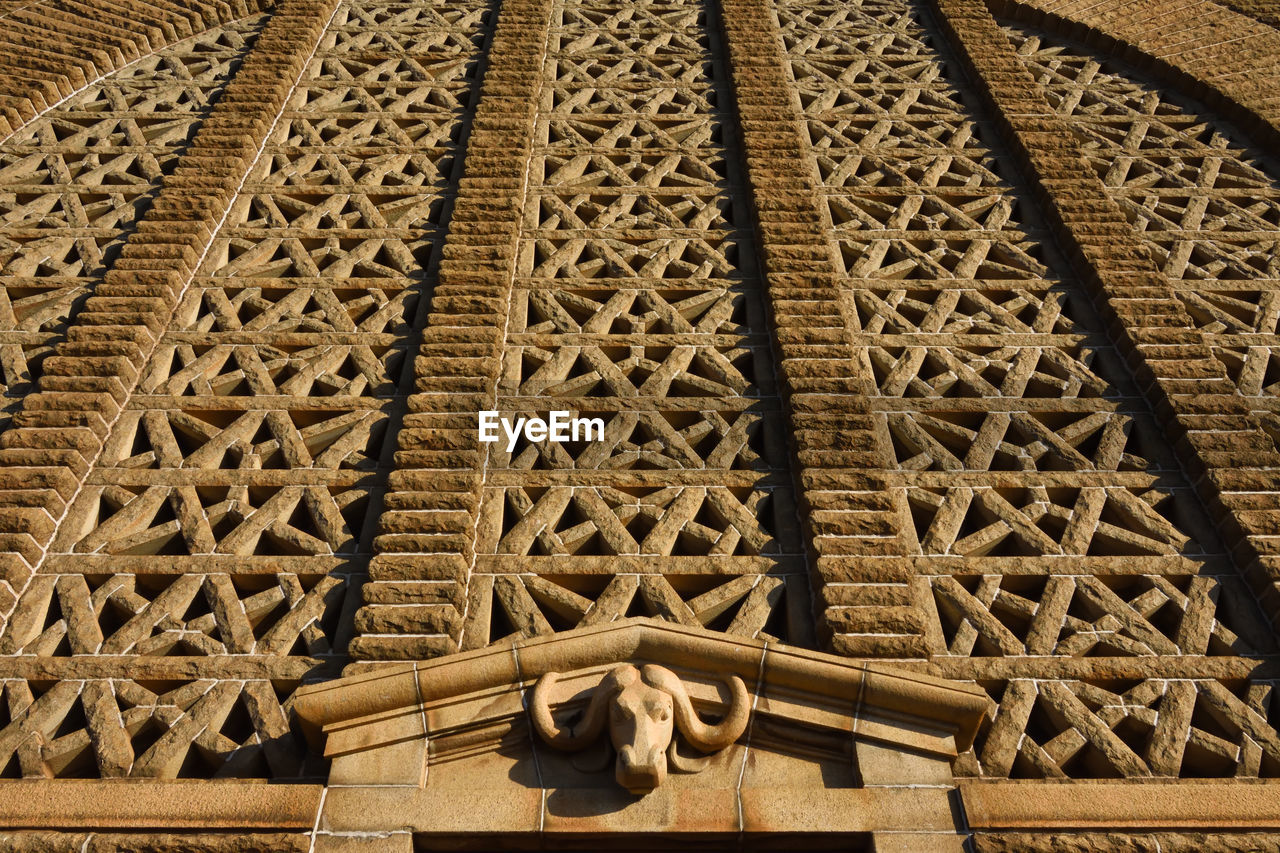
[460,0,812,651]
[1006,25,1280,407]
[778,0,1279,780]
[0,0,1277,786]
[0,18,267,422]
[0,0,493,779]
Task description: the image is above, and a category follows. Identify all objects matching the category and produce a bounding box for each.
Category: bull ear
[641,665,750,753]
[529,666,635,751]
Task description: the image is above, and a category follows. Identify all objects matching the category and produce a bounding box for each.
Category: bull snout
[616,743,667,794]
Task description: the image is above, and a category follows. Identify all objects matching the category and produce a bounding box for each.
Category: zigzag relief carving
[903,485,1204,558]
[500,342,768,399]
[519,235,738,280]
[778,0,1279,780]
[882,409,1172,472]
[923,573,1277,659]
[139,343,406,397]
[827,192,1021,233]
[0,17,268,416]
[510,285,758,335]
[0,0,494,780]
[476,485,791,557]
[488,407,785,471]
[808,117,995,154]
[99,409,388,472]
[55,483,371,557]
[848,286,1089,335]
[814,150,1005,190]
[0,152,165,192]
[172,284,419,336]
[835,234,1049,280]
[1,191,145,233]
[532,192,734,231]
[544,86,716,117]
[0,573,346,658]
[970,678,1280,780]
[247,149,458,190]
[464,0,810,652]
[1006,26,1280,405]
[267,115,465,148]
[547,57,712,89]
[296,58,478,94]
[0,678,315,779]
[325,4,490,53]
[534,153,729,192]
[227,191,447,230]
[539,116,722,151]
[547,31,711,59]
[202,233,437,279]
[864,344,1122,399]
[462,572,809,650]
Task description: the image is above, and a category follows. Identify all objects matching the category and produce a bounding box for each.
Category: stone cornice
[294,617,993,755]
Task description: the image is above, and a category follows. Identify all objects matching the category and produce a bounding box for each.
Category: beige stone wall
[0,833,309,853]
[0,0,1276,843]
[975,832,1280,852]
[1216,0,1280,27]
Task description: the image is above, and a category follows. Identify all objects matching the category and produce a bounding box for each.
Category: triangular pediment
[296,618,990,791]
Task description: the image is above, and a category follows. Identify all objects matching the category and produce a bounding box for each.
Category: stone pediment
[294,619,990,844]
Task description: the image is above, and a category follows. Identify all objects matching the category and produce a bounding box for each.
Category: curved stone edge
[990,0,1280,152]
[0,0,343,620]
[929,0,1280,638]
[0,0,277,141]
[1219,0,1280,28]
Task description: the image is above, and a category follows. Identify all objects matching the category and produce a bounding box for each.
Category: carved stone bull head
[529,664,749,794]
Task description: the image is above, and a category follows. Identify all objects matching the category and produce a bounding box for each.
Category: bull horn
[529,665,637,750]
[641,664,749,753]
[666,737,713,773]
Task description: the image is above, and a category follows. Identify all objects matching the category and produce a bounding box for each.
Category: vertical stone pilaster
[929,0,1280,628]
[715,0,927,657]
[0,0,342,617]
[348,0,553,661]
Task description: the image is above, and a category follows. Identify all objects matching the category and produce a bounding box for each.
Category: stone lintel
[0,780,322,830]
[962,780,1280,830]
